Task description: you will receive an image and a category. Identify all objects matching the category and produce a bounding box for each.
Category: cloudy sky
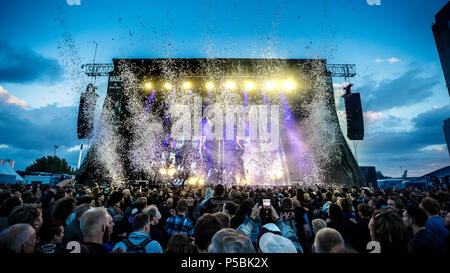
[0,0,448,177]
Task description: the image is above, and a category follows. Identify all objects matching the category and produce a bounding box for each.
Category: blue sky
[0,0,449,177]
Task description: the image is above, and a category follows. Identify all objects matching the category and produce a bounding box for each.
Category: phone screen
[263,199,270,207]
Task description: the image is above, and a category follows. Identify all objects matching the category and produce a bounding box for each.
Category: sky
[0,0,449,177]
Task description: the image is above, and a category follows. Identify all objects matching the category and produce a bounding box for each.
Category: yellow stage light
[144,82,152,89]
[183,82,192,89]
[198,178,205,185]
[225,81,236,90]
[188,177,198,185]
[244,81,255,90]
[205,82,214,90]
[164,82,172,90]
[159,168,167,175]
[265,81,277,91]
[282,80,296,91]
[167,168,176,177]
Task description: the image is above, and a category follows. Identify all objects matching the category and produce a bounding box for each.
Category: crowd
[0,181,449,254]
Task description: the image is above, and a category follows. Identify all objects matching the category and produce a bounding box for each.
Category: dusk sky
[0,0,449,177]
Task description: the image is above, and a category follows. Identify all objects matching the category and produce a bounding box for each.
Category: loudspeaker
[344,92,364,140]
[77,84,99,139]
[444,118,450,156]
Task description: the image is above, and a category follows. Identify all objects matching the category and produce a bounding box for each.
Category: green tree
[25,156,76,174]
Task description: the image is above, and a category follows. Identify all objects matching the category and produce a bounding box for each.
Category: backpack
[122,237,152,253]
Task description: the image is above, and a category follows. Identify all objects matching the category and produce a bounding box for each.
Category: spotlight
[144,82,152,89]
[188,177,198,185]
[164,83,172,90]
[159,168,167,175]
[265,81,277,91]
[167,168,176,177]
[183,82,192,89]
[205,82,214,90]
[282,80,295,91]
[225,81,236,90]
[244,81,255,90]
[198,178,205,185]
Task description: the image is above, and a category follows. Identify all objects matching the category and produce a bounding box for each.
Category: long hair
[166,233,193,253]
[371,210,412,254]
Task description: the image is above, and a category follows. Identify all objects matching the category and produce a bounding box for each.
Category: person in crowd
[0,196,23,232]
[143,205,166,249]
[402,205,447,254]
[106,191,124,221]
[311,218,327,235]
[194,214,223,253]
[352,203,373,253]
[420,197,449,241]
[326,203,357,250]
[214,212,230,228]
[8,204,43,232]
[201,184,227,214]
[369,210,412,253]
[164,199,194,237]
[38,220,65,253]
[63,203,92,244]
[208,228,255,253]
[257,223,298,253]
[223,201,238,220]
[77,207,115,253]
[166,232,193,253]
[313,227,345,253]
[51,196,77,226]
[113,213,163,253]
[0,223,36,253]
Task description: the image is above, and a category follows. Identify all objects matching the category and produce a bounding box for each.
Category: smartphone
[263,199,271,208]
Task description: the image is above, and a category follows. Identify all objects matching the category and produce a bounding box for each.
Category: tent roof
[0,161,23,181]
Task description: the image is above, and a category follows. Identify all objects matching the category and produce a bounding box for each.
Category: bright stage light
[205,82,214,90]
[282,80,296,91]
[198,178,205,185]
[225,81,236,90]
[167,168,176,177]
[183,82,192,89]
[265,81,277,91]
[244,81,255,90]
[164,83,172,90]
[188,177,198,185]
[144,82,152,89]
[159,168,167,175]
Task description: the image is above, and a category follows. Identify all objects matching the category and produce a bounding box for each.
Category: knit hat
[258,232,297,253]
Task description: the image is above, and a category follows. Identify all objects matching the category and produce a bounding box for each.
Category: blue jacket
[113,231,163,253]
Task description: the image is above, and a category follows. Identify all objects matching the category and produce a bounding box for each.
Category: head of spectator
[0,223,36,253]
[369,210,412,253]
[403,205,428,235]
[132,213,150,233]
[8,204,43,231]
[328,203,343,221]
[144,205,160,226]
[133,197,148,214]
[76,203,92,221]
[208,228,255,253]
[281,197,292,210]
[257,223,297,253]
[38,220,65,250]
[51,196,77,224]
[223,201,238,218]
[194,213,222,253]
[337,197,353,212]
[357,203,373,220]
[312,218,327,235]
[176,198,188,216]
[107,191,124,208]
[387,197,399,212]
[204,187,213,200]
[313,227,345,253]
[214,184,225,197]
[445,211,450,229]
[420,197,440,217]
[1,196,23,217]
[213,212,230,228]
[80,207,114,245]
[166,233,193,253]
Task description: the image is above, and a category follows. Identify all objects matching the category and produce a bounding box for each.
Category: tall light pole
[54,145,59,157]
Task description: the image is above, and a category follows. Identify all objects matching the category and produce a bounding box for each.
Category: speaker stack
[343,84,364,140]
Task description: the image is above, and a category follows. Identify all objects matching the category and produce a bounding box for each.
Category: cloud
[358,66,439,112]
[375,57,400,63]
[0,41,63,84]
[0,144,9,149]
[0,85,28,108]
[66,0,81,5]
[363,111,384,125]
[357,105,450,176]
[67,144,90,152]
